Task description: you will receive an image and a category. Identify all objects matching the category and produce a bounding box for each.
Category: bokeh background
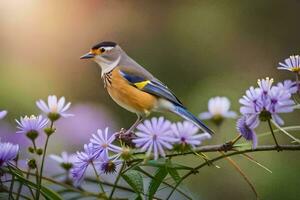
[1,0,300,199]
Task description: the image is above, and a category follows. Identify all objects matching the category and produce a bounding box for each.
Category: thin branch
[165,144,300,199]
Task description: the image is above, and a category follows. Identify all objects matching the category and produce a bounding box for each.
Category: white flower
[0,110,7,119]
[50,151,77,165]
[199,97,237,121]
[36,95,73,118]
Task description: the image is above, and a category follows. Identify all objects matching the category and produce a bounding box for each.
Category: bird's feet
[115,128,136,147]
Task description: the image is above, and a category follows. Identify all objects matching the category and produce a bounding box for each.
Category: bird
[80,41,214,135]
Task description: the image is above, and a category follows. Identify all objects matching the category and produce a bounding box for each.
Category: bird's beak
[80,52,95,59]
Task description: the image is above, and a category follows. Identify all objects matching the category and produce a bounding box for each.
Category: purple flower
[171,121,211,149]
[132,117,176,160]
[277,80,298,94]
[236,117,257,148]
[278,55,300,73]
[71,143,97,186]
[239,86,263,128]
[257,77,273,96]
[98,153,122,174]
[36,95,73,119]
[0,139,19,166]
[16,115,48,135]
[240,78,294,126]
[267,86,294,125]
[199,97,237,125]
[0,110,7,119]
[90,127,122,158]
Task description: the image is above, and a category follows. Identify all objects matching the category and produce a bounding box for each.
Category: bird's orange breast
[105,67,157,116]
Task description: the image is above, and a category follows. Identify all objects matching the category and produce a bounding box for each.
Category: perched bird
[80,41,214,135]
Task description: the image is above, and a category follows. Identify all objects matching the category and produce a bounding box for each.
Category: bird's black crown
[91,41,117,50]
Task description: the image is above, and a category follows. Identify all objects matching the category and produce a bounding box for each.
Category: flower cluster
[238,77,295,147]
[133,117,211,159]
[71,128,123,185]
[70,117,212,185]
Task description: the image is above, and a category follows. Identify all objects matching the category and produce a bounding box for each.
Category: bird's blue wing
[119,70,184,107]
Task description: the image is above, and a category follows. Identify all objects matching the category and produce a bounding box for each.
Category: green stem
[91,161,106,196]
[36,135,50,199]
[8,167,15,200]
[31,139,37,152]
[16,168,35,200]
[267,119,280,150]
[15,168,30,200]
[36,120,54,199]
[109,162,125,199]
[1,187,31,200]
[271,120,300,143]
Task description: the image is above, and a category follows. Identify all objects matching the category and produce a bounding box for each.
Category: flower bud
[28,147,35,153]
[26,130,38,140]
[259,109,272,121]
[36,148,43,155]
[27,159,37,169]
[121,147,132,160]
[60,163,73,171]
[47,112,60,122]
[44,127,56,136]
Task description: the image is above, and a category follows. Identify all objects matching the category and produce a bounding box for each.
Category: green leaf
[122,170,144,195]
[8,167,63,200]
[148,167,168,199]
[167,168,181,184]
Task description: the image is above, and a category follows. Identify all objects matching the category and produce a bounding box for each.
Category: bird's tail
[172,105,214,135]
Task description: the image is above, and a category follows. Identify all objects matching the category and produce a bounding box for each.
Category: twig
[220,151,259,199]
[165,144,300,199]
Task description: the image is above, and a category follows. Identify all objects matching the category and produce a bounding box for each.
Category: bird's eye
[100,48,105,53]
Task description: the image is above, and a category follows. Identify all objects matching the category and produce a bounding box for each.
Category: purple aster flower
[71,143,98,186]
[266,86,294,125]
[36,95,73,119]
[16,115,48,138]
[257,77,273,102]
[236,117,257,148]
[50,152,77,171]
[0,110,7,119]
[240,78,295,127]
[132,117,176,160]
[277,80,298,94]
[199,97,237,125]
[98,153,122,174]
[0,139,19,166]
[90,127,122,159]
[171,121,211,149]
[278,55,300,73]
[239,86,263,128]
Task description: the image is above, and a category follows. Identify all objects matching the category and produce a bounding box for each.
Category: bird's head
[80,41,123,73]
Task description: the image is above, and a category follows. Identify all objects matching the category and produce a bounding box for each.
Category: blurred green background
[0,0,300,199]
